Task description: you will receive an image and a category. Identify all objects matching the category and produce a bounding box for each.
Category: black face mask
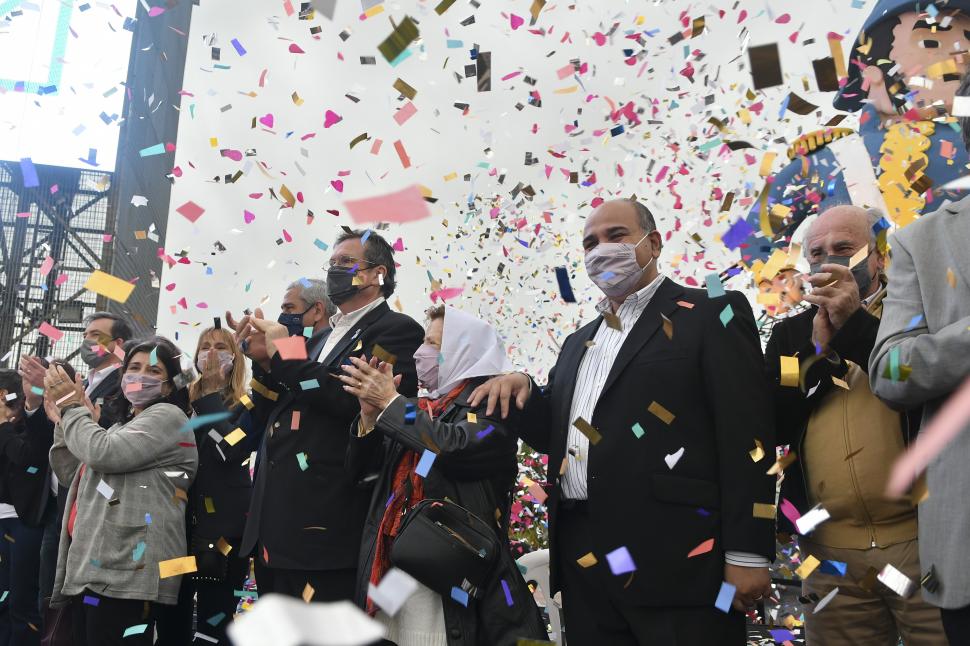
[327,266,364,306]
[810,252,874,296]
[278,306,312,337]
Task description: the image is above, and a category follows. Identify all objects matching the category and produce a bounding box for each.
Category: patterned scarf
[366,380,468,615]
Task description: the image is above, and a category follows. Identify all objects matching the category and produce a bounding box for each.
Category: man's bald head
[804,205,881,262]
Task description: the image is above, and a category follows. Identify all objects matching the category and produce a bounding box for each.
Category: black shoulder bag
[389,498,499,601]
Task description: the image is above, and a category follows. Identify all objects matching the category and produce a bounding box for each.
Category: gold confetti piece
[434,0,457,14]
[84,270,135,304]
[947,268,957,288]
[911,472,929,506]
[134,230,147,240]
[749,439,765,462]
[204,497,216,514]
[249,379,279,402]
[393,77,417,100]
[173,488,188,502]
[224,428,246,446]
[239,394,254,410]
[753,502,776,519]
[795,555,820,579]
[767,451,797,476]
[647,401,675,425]
[216,537,233,556]
[848,245,870,269]
[576,552,598,568]
[302,582,315,603]
[603,312,622,331]
[832,376,850,390]
[758,151,777,176]
[371,344,397,365]
[661,313,673,340]
[349,132,370,149]
[353,339,363,352]
[291,91,304,106]
[780,356,799,387]
[159,556,198,578]
[466,412,478,424]
[572,417,602,445]
[756,292,781,305]
[279,184,296,207]
[377,16,419,63]
[558,457,568,476]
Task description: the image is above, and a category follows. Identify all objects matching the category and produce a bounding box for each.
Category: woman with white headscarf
[341,305,547,646]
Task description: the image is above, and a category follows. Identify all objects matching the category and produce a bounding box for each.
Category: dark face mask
[327,266,364,306]
[278,305,313,337]
[809,252,874,296]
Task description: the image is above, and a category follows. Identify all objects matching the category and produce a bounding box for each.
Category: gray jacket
[870,196,970,609]
[49,403,198,607]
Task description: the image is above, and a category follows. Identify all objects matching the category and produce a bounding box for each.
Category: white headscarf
[430,305,514,398]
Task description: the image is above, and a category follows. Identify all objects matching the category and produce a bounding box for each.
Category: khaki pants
[800,538,946,645]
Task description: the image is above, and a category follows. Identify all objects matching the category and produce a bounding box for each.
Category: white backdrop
[154,0,874,378]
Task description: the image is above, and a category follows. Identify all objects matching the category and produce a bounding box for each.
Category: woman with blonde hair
[156,326,258,646]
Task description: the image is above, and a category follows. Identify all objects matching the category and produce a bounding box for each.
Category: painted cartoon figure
[746,0,970,259]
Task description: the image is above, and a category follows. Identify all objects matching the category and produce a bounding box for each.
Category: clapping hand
[338,356,402,427]
[198,347,230,396]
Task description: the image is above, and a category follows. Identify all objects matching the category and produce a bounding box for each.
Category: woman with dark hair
[156,326,257,646]
[42,337,198,646]
[0,368,44,646]
[341,306,547,646]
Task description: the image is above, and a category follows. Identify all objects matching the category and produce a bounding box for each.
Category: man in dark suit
[17,311,131,606]
[233,230,423,602]
[470,199,776,645]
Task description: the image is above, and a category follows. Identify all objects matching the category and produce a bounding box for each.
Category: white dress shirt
[560,274,767,568]
[317,297,386,363]
[85,362,120,397]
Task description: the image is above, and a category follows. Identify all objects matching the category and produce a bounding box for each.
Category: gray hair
[802,204,885,258]
[288,278,329,311]
[959,72,970,152]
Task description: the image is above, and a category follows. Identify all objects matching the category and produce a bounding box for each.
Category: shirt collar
[329,296,386,329]
[595,274,665,315]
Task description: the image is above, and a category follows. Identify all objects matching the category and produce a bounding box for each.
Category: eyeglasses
[327,255,374,270]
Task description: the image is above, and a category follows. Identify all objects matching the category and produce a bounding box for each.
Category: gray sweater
[49,403,198,607]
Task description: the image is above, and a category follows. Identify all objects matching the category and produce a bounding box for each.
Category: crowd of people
[0,43,969,646]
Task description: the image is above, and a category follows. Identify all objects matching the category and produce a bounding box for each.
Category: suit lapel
[320,302,390,368]
[555,319,601,434]
[942,203,970,291]
[599,278,684,397]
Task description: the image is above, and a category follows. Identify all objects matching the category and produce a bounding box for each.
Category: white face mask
[583,233,655,298]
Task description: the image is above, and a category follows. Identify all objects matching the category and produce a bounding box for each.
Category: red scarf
[366,381,468,615]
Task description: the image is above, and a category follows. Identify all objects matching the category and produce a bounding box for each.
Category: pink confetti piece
[54,274,68,287]
[393,140,411,168]
[258,113,274,128]
[176,201,205,223]
[38,321,63,342]
[370,139,383,155]
[393,101,418,125]
[148,5,165,16]
[510,13,524,30]
[430,286,464,302]
[39,256,54,276]
[556,63,575,79]
[288,43,305,54]
[331,179,344,192]
[344,185,430,224]
[243,210,256,224]
[323,110,343,128]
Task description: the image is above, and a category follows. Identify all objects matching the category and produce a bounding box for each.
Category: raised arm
[60,404,193,475]
[870,234,970,408]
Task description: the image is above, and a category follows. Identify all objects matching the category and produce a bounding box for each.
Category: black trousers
[556,502,746,646]
[155,551,251,646]
[253,559,356,602]
[0,517,43,646]
[942,604,970,646]
[70,589,154,646]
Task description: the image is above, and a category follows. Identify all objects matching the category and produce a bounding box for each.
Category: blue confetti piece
[476,425,495,440]
[207,612,227,626]
[719,304,734,327]
[302,326,313,338]
[714,581,736,613]
[138,143,166,157]
[404,402,417,425]
[19,158,39,188]
[230,38,246,56]
[389,48,413,67]
[179,412,231,433]
[889,346,901,382]
[296,452,309,471]
[300,379,320,390]
[770,628,796,642]
[26,466,38,474]
[696,507,711,517]
[313,238,329,251]
[450,587,469,606]
[501,579,513,606]
[132,541,146,561]
[705,273,725,298]
[123,624,149,637]
[631,423,645,439]
[83,594,99,606]
[415,449,437,478]
[721,218,754,250]
[554,267,576,303]
[605,546,636,575]
[820,559,847,576]
[600,271,616,281]
[145,513,152,525]
[872,217,891,234]
[905,314,924,331]
[446,39,463,48]
[30,386,44,396]
[610,124,625,137]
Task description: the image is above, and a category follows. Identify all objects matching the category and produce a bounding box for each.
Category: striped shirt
[562,274,665,500]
